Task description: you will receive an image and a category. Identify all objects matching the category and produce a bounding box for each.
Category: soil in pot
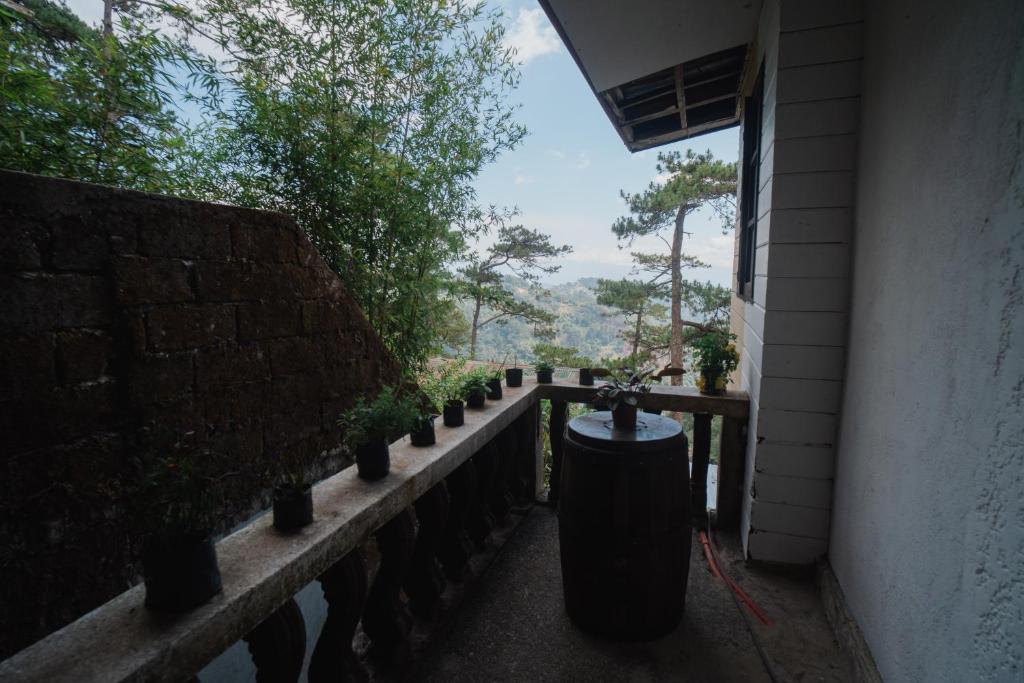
[273,486,313,531]
[611,404,638,430]
[505,368,523,387]
[466,390,486,409]
[578,368,594,386]
[486,378,503,400]
[143,534,222,611]
[410,418,436,447]
[443,400,465,427]
[536,370,553,384]
[356,438,390,480]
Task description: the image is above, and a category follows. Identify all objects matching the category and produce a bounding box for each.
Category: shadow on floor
[408,507,852,683]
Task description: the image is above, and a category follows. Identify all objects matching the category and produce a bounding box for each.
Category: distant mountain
[459,276,631,364]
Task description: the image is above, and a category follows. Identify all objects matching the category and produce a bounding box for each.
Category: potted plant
[409,412,436,447]
[461,370,490,409]
[535,360,555,384]
[578,367,594,386]
[338,387,414,481]
[272,451,314,532]
[486,367,504,400]
[419,358,467,428]
[693,332,739,396]
[140,453,225,612]
[592,366,684,430]
[505,355,523,387]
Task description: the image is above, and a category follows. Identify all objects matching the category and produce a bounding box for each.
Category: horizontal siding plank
[765,243,850,278]
[776,60,862,104]
[754,473,834,509]
[760,377,843,413]
[757,408,837,445]
[765,276,850,312]
[763,311,848,346]
[762,344,846,380]
[771,171,856,210]
[780,0,863,33]
[747,529,828,564]
[767,207,853,244]
[775,98,860,139]
[750,500,832,539]
[778,23,863,68]
[773,134,858,174]
[756,443,836,479]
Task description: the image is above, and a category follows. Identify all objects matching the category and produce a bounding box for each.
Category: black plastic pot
[143,534,222,612]
[505,368,523,387]
[466,389,486,408]
[410,417,436,447]
[273,486,314,531]
[536,369,553,384]
[612,404,638,430]
[443,400,465,427]
[486,378,503,400]
[578,368,594,386]
[356,438,390,480]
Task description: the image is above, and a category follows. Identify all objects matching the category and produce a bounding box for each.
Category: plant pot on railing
[466,389,486,408]
[355,437,390,480]
[410,416,436,446]
[535,363,554,384]
[273,485,314,532]
[143,533,222,612]
[486,377,503,400]
[578,368,594,386]
[693,331,738,397]
[698,369,724,396]
[443,400,465,427]
[505,368,523,387]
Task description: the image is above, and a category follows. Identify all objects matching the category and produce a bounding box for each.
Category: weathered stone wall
[0,170,401,658]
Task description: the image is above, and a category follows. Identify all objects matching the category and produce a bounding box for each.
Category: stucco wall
[830,1,1024,681]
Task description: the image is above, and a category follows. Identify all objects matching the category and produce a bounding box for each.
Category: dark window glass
[737,64,765,299]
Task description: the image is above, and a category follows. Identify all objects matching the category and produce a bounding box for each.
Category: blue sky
[481,2,740,286]
[65,0,739,287]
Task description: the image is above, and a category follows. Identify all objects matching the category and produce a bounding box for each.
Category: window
[737,63,764,299]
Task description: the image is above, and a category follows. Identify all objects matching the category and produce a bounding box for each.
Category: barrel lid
[567,411,683,452]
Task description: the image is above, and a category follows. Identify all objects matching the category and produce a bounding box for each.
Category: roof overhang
[538,0,761,152]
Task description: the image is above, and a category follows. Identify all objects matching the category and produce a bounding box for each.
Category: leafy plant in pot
[272,450,315,532]
[419,358,467,427]
[409,412,436,447]
[505,354,523,387]
[139,452,227,612]
[338,388,414,481]
[535,360,555,384]
[461,370,491,409]
[692,331,739,396]
[592,366,684,429]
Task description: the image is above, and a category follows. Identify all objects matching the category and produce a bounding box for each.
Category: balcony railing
[0,376,749,683]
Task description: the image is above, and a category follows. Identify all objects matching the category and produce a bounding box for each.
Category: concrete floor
[408,507,853,683]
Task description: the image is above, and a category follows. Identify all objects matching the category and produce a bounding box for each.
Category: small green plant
[592,365,684,411]
[141,451,232,539]
[459,370,491,400]
[338,387,416,451]
[535,360,555,373]
[692,332,739,393]
[419,358,467,408]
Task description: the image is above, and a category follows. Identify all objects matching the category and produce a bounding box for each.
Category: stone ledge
[0,382,543,683]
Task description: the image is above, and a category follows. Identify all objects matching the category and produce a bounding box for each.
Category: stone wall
[0,170,401,658]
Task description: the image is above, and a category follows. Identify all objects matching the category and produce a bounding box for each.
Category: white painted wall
[732,0,862,564]
[830,0,1024,681]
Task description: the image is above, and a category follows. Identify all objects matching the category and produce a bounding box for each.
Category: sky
[64,0,740,287]
[481,2,740,286]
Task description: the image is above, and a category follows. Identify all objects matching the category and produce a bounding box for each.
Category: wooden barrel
[558,411,691,641]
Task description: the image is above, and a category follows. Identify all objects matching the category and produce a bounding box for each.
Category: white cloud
[574,152,591,169]
[545,149,567,159]
[514,174,536,185]
[653,171,673,185]
[503,8,561,64]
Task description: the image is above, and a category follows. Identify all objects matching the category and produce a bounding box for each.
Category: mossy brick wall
[0,170,401,658]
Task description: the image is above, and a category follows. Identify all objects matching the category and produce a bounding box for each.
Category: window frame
[737,63,765,300]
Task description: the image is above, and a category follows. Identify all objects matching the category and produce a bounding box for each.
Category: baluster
[547,400,569,506]
[362,508,415,652]
[510,410,534,506]
[715,415,746,531]
[308,549,368,683]
[691,413,713,528]
[438,459,477,582]
[467,441,498,548]
[490,428,515,526]
[244,597,306,683]
[404,482,450,619]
